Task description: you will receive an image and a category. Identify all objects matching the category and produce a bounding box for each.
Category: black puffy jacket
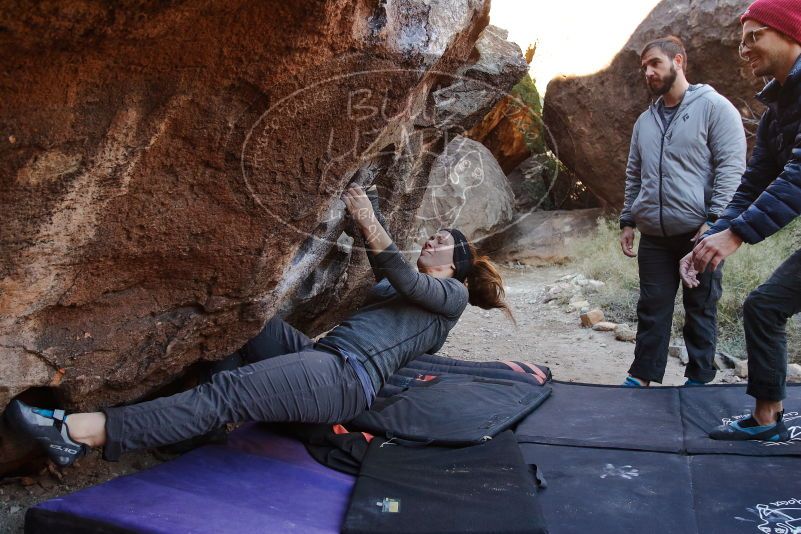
[707,52,801,244]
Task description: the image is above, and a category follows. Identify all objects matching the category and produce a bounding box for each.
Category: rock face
[482,208,604,265]
[0,1,529,470]
[542,0,763,207]
[433,25,529,135]
[468,96,533,174]
[410,136,515,246]
[284,22,527,335]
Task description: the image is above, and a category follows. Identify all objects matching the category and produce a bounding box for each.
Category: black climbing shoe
[709,410,790,442]
[6,400,88,466]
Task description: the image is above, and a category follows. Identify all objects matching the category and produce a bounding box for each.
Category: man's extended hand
[691,229,743,273]
[620,226,637,257]
[679,252,700,288]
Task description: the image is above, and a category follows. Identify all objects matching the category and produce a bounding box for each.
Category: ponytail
[464,243,515,324]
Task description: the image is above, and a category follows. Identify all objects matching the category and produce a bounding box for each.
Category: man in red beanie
[680,0,801,441]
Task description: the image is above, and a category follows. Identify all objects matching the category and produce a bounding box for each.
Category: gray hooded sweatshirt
[620,84,746,236]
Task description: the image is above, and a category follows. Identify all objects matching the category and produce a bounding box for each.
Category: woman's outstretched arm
[363,186,390,282]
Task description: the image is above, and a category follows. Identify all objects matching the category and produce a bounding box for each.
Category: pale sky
[489,0,662,95]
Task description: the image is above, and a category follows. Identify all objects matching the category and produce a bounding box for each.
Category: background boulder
[481,208,604,265]
[410,136,515,247]
[542,0,762,207]
[506,154,600,212]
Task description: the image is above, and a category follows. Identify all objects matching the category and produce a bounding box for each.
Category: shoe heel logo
[49,444,78,454]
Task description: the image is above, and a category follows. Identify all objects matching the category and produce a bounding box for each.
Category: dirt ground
[0,263,739,533]
[440,264,739,386]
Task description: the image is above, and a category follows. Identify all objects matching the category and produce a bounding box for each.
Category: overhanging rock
[0,0,532,472]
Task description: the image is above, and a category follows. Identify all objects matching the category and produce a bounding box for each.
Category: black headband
[444,228,473,283]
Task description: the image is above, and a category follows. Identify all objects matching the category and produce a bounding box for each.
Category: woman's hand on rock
[341,183,377,234]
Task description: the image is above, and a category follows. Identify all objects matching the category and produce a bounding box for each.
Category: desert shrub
[569,217,801,362]
[508,74,546,155]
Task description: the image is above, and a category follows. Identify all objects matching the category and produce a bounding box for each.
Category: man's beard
[648,65,677,96]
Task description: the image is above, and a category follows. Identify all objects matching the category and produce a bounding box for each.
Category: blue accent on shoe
[709,411,791,441]
[730,419,775,435]
[622,376,645,388]
[32,408,55,418]
[684,379,705,386]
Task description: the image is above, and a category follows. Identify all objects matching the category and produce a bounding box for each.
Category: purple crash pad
[26,424,355,534]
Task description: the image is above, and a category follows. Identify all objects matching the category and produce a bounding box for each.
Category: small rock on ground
[788,363,801,383]
[668,345,689,365]
[713,352,737,371]
[735,359,748,378]
[592,321,618,332]
[580,309,605,327]
[614,324,636,342]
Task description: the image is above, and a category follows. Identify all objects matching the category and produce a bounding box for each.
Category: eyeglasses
[738,26,770,60]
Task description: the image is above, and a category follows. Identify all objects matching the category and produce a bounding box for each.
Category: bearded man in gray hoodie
[619,36,746,388]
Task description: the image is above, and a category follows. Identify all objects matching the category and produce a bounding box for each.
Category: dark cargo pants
[743,248,801,401]
[628,233,723,383]
[103,318,367,460]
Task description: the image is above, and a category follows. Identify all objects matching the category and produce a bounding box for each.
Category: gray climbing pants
[102,319,367,461]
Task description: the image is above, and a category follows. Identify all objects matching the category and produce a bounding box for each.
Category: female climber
[9,183,512,466]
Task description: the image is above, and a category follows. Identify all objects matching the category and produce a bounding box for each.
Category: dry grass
[569,217,801,362]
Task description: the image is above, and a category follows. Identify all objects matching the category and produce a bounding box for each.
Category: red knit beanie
[741,0,801,44]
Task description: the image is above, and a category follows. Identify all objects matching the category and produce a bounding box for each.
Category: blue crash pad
[26,424,355,534]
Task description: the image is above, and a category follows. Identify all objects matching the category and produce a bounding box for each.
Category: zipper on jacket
[658,131,667,237]
[650,90,694,237]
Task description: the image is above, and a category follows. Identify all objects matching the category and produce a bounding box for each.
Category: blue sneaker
[709,411,790,442]
[684,378,706,386]
[6,400,87,466]
[622,376,648,387]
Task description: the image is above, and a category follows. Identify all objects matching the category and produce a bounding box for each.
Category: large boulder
[0,0,536,470]
[542,0,763,207]
[410,136,515,247]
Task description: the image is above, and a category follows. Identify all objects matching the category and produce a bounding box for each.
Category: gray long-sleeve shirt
[620,84,746,236]
[318,243,469,393]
